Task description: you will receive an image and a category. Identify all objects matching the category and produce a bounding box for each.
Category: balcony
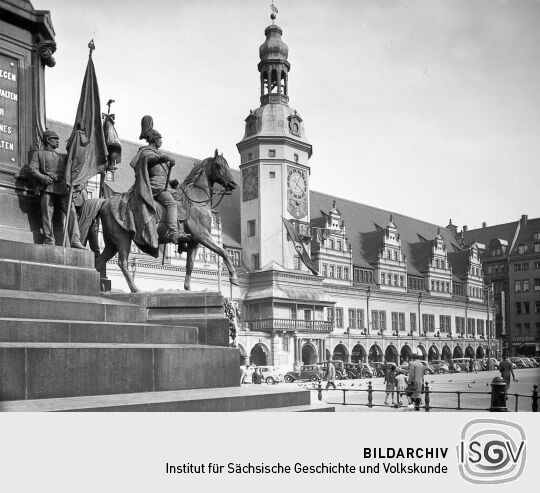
[246,318,333,332]
[290,219,312,240]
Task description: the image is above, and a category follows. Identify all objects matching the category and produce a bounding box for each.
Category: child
[395,370,408,406]
[384,366,397,406]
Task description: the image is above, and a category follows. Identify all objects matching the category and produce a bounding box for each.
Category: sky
[32,0,540,230]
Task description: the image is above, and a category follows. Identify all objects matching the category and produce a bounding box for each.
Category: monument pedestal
[0,239,331,411]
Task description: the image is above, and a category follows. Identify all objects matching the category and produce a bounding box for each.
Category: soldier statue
[28,129,85,248]
[127,116,190,252]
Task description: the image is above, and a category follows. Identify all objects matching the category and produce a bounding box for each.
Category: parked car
[532,356,540,366]
[257,366,284,384]
[356,363,375,379]
[509,357,529,369]
[418,360,436,375]
[317,361,347,380]
[343,362,361,379]
[478,358,500,370]
[427,360,450,374]
[370,361,387,377]
[284,364,324,383]
[523,357,538,368]
[451,358,473,372]
[519,357,537,368]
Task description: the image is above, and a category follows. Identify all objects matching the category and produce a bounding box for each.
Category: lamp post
[366,287,371,335]
[417,292,422,335]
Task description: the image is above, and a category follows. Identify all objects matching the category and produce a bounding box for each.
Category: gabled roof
[463,221,518,248]
[510,217,540,255]
[310,191,462,276]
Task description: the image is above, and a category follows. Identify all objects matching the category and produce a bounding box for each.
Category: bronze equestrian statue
[78,144,239,292]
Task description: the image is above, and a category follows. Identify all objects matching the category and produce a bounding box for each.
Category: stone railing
[246,318,333,332]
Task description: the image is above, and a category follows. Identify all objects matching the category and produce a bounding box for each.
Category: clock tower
[237,11,312,271]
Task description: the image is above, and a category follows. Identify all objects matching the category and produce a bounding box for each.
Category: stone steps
[0,258,100,296]
[0,317,198,345]
[0,289,147,323]
[0,342,240,401]
[0,385,314,412]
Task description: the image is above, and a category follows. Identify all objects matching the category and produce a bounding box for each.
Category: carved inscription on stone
[0,53,19,166]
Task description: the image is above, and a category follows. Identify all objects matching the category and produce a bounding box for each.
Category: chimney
[521,214,528,226]
[482,222,487,228]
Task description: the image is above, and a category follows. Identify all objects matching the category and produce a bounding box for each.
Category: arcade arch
[428,345,439,362]
[465,346,475,359]
[351,344,367,364]
[441,345,452,361]
[302,342,318,365]
[476,346,485,359]
[385,344,398,364]
[453,345,463,358]
[250,343,269,366]
[369,344,383,363]
[400,344,413,364]
[237,344,248,365]
[416,345,426,359]
[333,344,349,362]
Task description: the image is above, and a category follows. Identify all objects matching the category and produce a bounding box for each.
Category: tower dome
[259,24,289,61]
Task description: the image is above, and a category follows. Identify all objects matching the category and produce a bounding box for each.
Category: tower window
[269,171,275,178]
[106,171,114,182]
[268,149,276,157]
[248,152,253,161]
[294,153,299,162]
[251,254,260,270]
[247,220,256,237]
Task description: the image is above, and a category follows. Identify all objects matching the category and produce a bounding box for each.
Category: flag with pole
[282,216,319,275]
[64,39,108,188]
[62,40,108,246]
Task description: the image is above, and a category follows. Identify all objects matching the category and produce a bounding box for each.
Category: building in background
[461,216,540,357]
[47,13,505,368]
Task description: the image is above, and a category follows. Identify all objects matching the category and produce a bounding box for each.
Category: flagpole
[62,184,74,247]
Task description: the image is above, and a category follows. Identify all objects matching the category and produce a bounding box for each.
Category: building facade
[462,216,540,356]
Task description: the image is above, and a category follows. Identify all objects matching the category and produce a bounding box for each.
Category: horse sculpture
[79,150,238,292]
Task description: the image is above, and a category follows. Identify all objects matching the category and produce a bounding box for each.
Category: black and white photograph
[0,0,539,490]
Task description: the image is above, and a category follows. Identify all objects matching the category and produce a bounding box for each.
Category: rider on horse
[131,116,191,249]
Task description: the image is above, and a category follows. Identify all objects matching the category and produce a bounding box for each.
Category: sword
[161,158,174,265]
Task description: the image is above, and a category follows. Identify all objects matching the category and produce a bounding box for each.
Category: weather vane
[270,1,278,23]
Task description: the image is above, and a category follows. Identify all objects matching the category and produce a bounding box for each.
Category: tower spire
[258,3,290,106]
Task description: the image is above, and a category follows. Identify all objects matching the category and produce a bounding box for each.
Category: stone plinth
[106,291,230,347]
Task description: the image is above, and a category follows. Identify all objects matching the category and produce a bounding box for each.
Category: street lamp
[417,292,422,335]
[366,287,371,335]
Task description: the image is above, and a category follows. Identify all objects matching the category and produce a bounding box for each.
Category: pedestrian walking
[498,355,516,395]
[407,352,426,411]
[469,358,477,374]
[384,366,397,405]
[395,370,408,406]
[325,361,337,390]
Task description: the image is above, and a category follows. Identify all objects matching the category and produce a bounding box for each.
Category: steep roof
[463,221,518,248]
[310,190,461,275]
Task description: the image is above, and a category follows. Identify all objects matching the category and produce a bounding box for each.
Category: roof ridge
[311,189,447,230]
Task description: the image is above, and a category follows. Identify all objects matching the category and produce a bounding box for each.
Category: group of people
[29,116,190,253]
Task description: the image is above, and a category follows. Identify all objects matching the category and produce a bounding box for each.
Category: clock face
[287,168,307,200]
[287,166,308,219]
[288,198,308,219]
[242,166,258,202]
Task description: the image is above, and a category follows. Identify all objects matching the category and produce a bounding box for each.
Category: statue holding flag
[28,129,85,248]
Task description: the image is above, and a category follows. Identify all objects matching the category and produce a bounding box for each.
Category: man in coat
[325,361,337,390]
[407,353,425,411]
[28,129,85,248]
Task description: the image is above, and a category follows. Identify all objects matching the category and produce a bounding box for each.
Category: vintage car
[427,360,450,374]
[257,366,285,384]
[317,360,347,380]
[284,364,324,383]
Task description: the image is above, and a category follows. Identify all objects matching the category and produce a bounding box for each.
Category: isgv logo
[457,419,526,484]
